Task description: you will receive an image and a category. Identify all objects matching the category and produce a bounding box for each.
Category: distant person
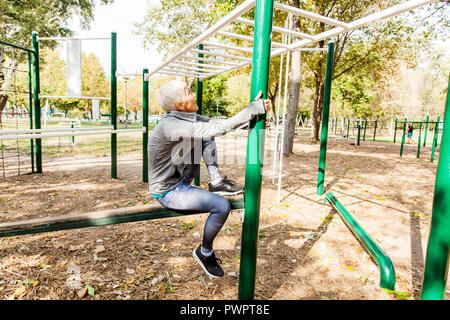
[407,124,414,143]
[147,80,271,278]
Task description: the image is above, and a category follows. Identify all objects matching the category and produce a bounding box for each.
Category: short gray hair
[157,80,186,111]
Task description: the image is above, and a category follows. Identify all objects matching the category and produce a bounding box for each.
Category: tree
[0,0,114,121]
[0,0,113,47]
[81,53,110,118]
[281,0,449,152]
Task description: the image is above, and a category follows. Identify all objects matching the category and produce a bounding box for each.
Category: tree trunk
[283,50,301,155]
[0,95,8,123]
[311,82,325,142]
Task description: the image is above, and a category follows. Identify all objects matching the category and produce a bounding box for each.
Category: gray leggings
[157,138,230,252]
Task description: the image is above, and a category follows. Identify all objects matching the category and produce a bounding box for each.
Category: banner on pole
[67,39,82,97]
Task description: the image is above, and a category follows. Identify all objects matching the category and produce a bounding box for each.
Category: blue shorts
[407,132,412,138]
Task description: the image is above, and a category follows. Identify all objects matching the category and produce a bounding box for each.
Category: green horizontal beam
[0,39,35,53]
[325,192,396,290]
[0,198,245,238]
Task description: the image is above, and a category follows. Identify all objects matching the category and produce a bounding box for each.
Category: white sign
[67,39,82,97]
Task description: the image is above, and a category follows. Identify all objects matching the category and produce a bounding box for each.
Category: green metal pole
[363,118,367,141]
[71,122,75,144]
[325,192,396,290]
[111,32,117,179]
[347,118,350,138]
[420,78,450,300]
[400,118,407,157]
[27,51,35,173]
[194,44,204,187]
[431,116,440,163]
[393,116,398,143]
[357,124,361,146]
[142,68,149,183]
[31,31,42,173]
[373,117,377,141]
[417,122,422,158]
[238,0,274,300]
[316,42,335,197]
[423,115,429,147]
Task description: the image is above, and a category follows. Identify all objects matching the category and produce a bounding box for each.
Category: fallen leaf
[94,245,105,254]
[13,286,26,298]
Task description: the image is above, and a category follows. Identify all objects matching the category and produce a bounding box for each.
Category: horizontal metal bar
[0,40,35,53]
[273,2,349,28]
[117,73,142,77]
[191,48,252,61]
[236,17,316,40]
[216,30,288,48]
[111,128,146,133]
[156,70,211,78]
[0,128,146,140]
[172,60,228,70]
[0,198,244,238]
[0,88,31,94]
[39,95,111,100]
[1,126,113,135]
[164,64,222,73]
[180,55,241,66]
[202,40,253,53]
[37,37,110,41]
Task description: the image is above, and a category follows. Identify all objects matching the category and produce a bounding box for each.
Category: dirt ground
[0,129,449,300]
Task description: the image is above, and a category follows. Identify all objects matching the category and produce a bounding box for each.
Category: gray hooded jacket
[147,99,266,195]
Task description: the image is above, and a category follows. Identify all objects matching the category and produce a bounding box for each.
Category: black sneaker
[192,246,224,278]
[208,176,244,196]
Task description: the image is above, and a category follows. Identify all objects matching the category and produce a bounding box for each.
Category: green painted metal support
[423,115,429,147]
[347,118,350,138]
[111,32,117,179]
[417,122,422,158]
[431,116,440,163]
[393,116,398,143]
[363,118,367,141]
[238,0,274,301]
[194,44,204,187]
[27,51,35,173]
[373,118,378,141]
[71,122,75,144]
[316,41,335,196]
[420,78,450,300]
[400,118,407,157]
[0,198,244,238]
[325,192,396,290]
[31,32,42,173]
[142,68,149,183]
[357,124,361,146]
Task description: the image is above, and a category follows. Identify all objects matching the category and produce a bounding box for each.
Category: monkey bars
[146,0,438,81]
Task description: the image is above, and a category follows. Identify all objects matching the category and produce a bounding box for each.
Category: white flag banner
[92,99,100,120]
[67,39,82,97]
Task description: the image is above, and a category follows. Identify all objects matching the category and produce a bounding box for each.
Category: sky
[69,0,163,75]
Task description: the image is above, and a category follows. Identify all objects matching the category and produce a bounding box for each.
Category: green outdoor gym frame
[0,39,36,176]
[1,0,447,301]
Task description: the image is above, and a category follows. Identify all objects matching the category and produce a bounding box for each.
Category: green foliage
[135,0,237,56]
[0,0,114,49]
[194,74,229,117]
